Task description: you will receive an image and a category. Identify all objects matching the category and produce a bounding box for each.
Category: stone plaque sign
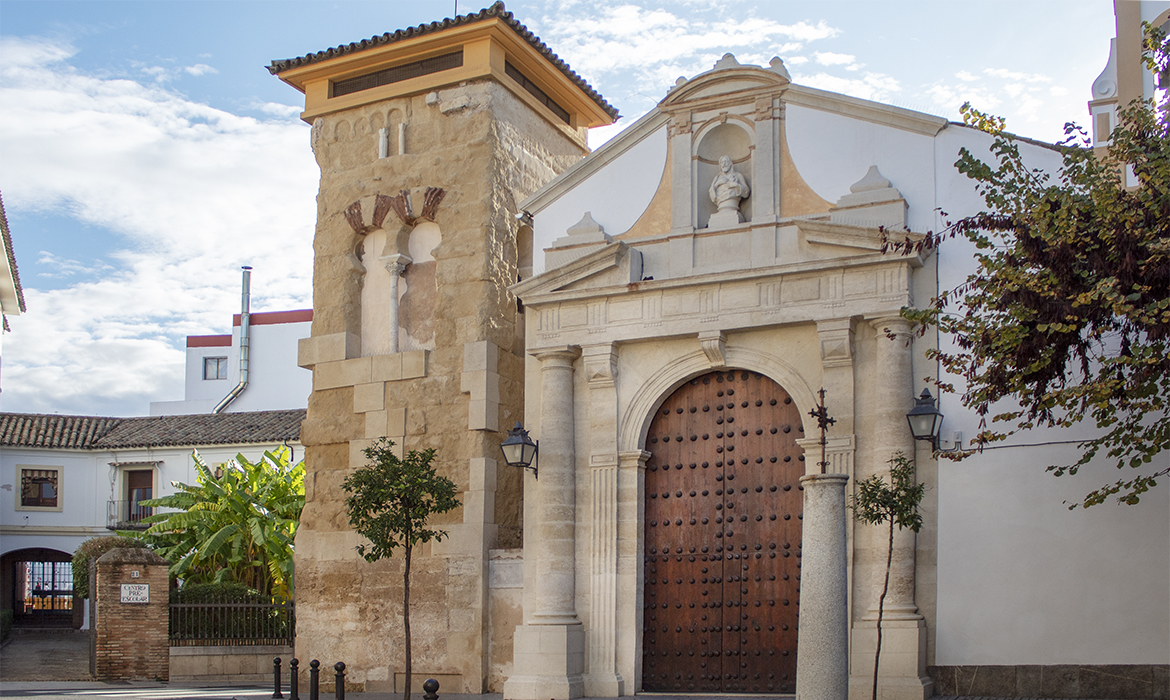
[120,583,149,603]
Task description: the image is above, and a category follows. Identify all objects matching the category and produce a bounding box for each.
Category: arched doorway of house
[0,548,80,628]
[642,369,805,693]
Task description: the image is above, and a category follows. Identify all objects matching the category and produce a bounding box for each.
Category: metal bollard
[423,678,440,700]
[309,659,320,700]
[289,658,300,700]
[334,662,346,700]
[273,657,284,698]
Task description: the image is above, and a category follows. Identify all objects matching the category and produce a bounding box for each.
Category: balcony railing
[106,500,153,530]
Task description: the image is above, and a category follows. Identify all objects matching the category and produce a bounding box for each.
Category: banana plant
[124,447,305,598]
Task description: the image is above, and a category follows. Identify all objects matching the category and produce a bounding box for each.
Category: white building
[150,308,313,416]
[502,8,1169,700]
[272,3,1168,698]
[0,409,305,629]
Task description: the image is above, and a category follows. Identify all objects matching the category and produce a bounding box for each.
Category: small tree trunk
[403,543,412,700]
[872,520,894,700]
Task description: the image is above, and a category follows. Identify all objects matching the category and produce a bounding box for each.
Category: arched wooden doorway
[642,369,805,693]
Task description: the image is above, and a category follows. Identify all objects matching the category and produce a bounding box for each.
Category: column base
[849,619,933,700]
[583,673,624,697]
[503,623,585,700]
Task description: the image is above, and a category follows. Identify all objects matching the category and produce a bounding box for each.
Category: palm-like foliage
[124,447,305,598]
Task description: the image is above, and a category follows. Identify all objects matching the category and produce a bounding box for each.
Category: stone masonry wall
[295,78,584,693]
[93,548,170,681]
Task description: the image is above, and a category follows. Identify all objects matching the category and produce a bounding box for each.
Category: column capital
[618,450,652,470]
[868,314,914,341]
[531,345,580,365]
[381,252,412,276]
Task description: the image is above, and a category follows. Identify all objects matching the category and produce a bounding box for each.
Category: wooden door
[642,370,805,693]
[126,470,153,523]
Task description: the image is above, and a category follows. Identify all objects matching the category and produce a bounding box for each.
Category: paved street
[0,635,1134,700]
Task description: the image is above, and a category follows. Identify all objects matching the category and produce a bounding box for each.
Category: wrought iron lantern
[906,388,944,449]
[500,422,539,478]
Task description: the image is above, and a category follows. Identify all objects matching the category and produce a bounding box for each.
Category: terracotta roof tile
[267,1,618,120]
[1,191,27,329]
[0,410,305,450]
[0,413,119,449]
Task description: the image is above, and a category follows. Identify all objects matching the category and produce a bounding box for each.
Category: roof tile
[267,1,618,120]
[0,410,305,450]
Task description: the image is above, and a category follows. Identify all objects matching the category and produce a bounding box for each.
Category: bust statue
[708,155,750,225]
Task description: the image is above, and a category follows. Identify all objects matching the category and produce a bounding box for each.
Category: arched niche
[400,221,440,351]
[693,119,755,228]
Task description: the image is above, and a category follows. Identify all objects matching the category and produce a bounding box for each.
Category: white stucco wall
[152,316,311,416]
[937,442,1169,665]
[531,121,668,273]
[0,442,300,559]
[785,103,939,233]
[929,125,1170,664]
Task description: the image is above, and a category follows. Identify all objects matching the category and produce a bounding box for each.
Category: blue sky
[0,0,1115,416]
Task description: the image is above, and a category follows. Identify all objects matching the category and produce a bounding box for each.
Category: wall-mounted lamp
[500,422,539,479]
[906,388,963,454]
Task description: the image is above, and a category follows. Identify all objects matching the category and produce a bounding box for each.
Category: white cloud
[253,102,303,118]
[796,71,901,103]
[0,36,316,416]
[955,70,979,82]
[533,5,841,91]
[140,65,176,82]
[785,56,810,66]
[984,67,1051,83]
[36,251,111,279]
[184,63,218,76]
[814,51,855,66]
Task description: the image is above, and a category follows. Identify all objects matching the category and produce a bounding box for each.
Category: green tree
[72,536,148,599]
[343,438,460,700]
[889,24,1169,508]
[851,452,925,700]
[126,447,304,597]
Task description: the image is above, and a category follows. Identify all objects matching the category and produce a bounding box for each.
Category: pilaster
[581,343,623,697]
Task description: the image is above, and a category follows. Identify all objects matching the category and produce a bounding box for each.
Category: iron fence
[169,594,294,646]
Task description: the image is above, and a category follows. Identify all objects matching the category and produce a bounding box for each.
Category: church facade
[271,3,1169,699]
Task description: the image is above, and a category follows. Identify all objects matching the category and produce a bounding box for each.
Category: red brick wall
[93,549,170,681]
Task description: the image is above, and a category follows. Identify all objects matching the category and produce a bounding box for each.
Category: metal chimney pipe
[213,266,252,413]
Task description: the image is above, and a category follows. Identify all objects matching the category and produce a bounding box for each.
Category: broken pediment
[513,241,643,300]
[661,54,789,107]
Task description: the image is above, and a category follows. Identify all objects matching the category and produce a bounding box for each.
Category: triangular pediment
[513,242,642,300]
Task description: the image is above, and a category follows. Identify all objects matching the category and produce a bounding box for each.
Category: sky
[0,0,1116,417]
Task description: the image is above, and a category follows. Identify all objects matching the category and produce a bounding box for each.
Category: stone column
[382,253,411,354]
[796,473,849,700]
[531,347,581,623]
[869,316,919,620]
[504,347,584,700]
[848,316,931,700]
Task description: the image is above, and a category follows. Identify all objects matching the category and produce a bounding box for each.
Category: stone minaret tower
[269,3,615,692]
